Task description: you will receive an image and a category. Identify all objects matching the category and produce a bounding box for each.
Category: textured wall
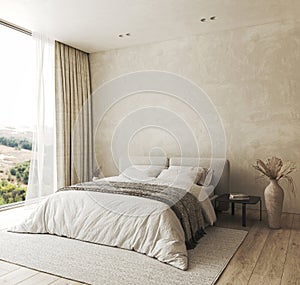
[90,20,300,213]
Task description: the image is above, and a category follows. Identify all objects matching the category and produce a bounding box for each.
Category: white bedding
[11,176,216,270]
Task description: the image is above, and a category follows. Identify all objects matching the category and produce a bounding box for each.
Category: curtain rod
[0,19,32,36]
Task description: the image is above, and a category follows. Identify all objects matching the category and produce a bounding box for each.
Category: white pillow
[189,184,214,201]
[156,167,202,189]
[120,165,164,181]
[167,166,208,184]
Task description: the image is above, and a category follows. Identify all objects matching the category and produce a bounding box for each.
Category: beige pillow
[198,168,213,186]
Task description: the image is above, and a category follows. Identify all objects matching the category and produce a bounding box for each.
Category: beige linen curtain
[55,41,93,187]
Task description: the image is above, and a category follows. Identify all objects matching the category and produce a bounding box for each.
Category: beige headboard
[119,156,168,172]
[118,155,230,195]
[169,157,230,195]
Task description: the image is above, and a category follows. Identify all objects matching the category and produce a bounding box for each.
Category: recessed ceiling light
[200,16,216,22]
[118,33,131,38]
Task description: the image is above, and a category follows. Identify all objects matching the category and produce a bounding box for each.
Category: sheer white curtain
[26,33,57,201]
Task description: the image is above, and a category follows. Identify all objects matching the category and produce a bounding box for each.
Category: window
[0,24,34,206]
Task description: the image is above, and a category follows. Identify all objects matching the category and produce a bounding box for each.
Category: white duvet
[11,177,216,270]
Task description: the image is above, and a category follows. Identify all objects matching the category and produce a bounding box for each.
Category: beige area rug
[0,227,247,285]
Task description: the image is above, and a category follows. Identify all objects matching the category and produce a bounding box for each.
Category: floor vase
[264,179,284,229]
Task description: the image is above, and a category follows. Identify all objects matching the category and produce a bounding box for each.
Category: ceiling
[0,0,299,53]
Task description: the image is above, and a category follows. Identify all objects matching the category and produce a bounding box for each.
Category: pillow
[197,168,213,186]
[167,166,208,185]
[120,165,164,181]
[156,166,205,189]
[189,184,214,200]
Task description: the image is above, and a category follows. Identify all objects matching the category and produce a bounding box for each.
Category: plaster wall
[90,20,300,213]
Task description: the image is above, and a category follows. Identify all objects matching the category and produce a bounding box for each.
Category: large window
[0,24,34,206]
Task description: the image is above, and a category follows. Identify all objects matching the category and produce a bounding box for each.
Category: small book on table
[229,193,250,200]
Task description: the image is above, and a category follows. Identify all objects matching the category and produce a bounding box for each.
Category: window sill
[0,201,25,212]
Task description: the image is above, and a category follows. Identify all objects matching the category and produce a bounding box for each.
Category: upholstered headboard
[119,156,168,172]
[118,155,230,195]
[169,157,230,195]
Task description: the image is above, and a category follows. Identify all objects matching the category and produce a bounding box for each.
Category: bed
[10,156,229,270]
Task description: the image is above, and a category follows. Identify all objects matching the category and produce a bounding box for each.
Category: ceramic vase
[264,179,284,229]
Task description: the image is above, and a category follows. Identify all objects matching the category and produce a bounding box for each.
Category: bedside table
[216,193,262,227]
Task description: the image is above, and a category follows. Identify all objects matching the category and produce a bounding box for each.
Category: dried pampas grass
[253,157,296,192]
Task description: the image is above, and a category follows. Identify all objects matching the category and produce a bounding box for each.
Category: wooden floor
[216,209,300,285]
[0,206,299,285]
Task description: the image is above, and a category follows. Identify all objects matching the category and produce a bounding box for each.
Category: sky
[0,24,35,130]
